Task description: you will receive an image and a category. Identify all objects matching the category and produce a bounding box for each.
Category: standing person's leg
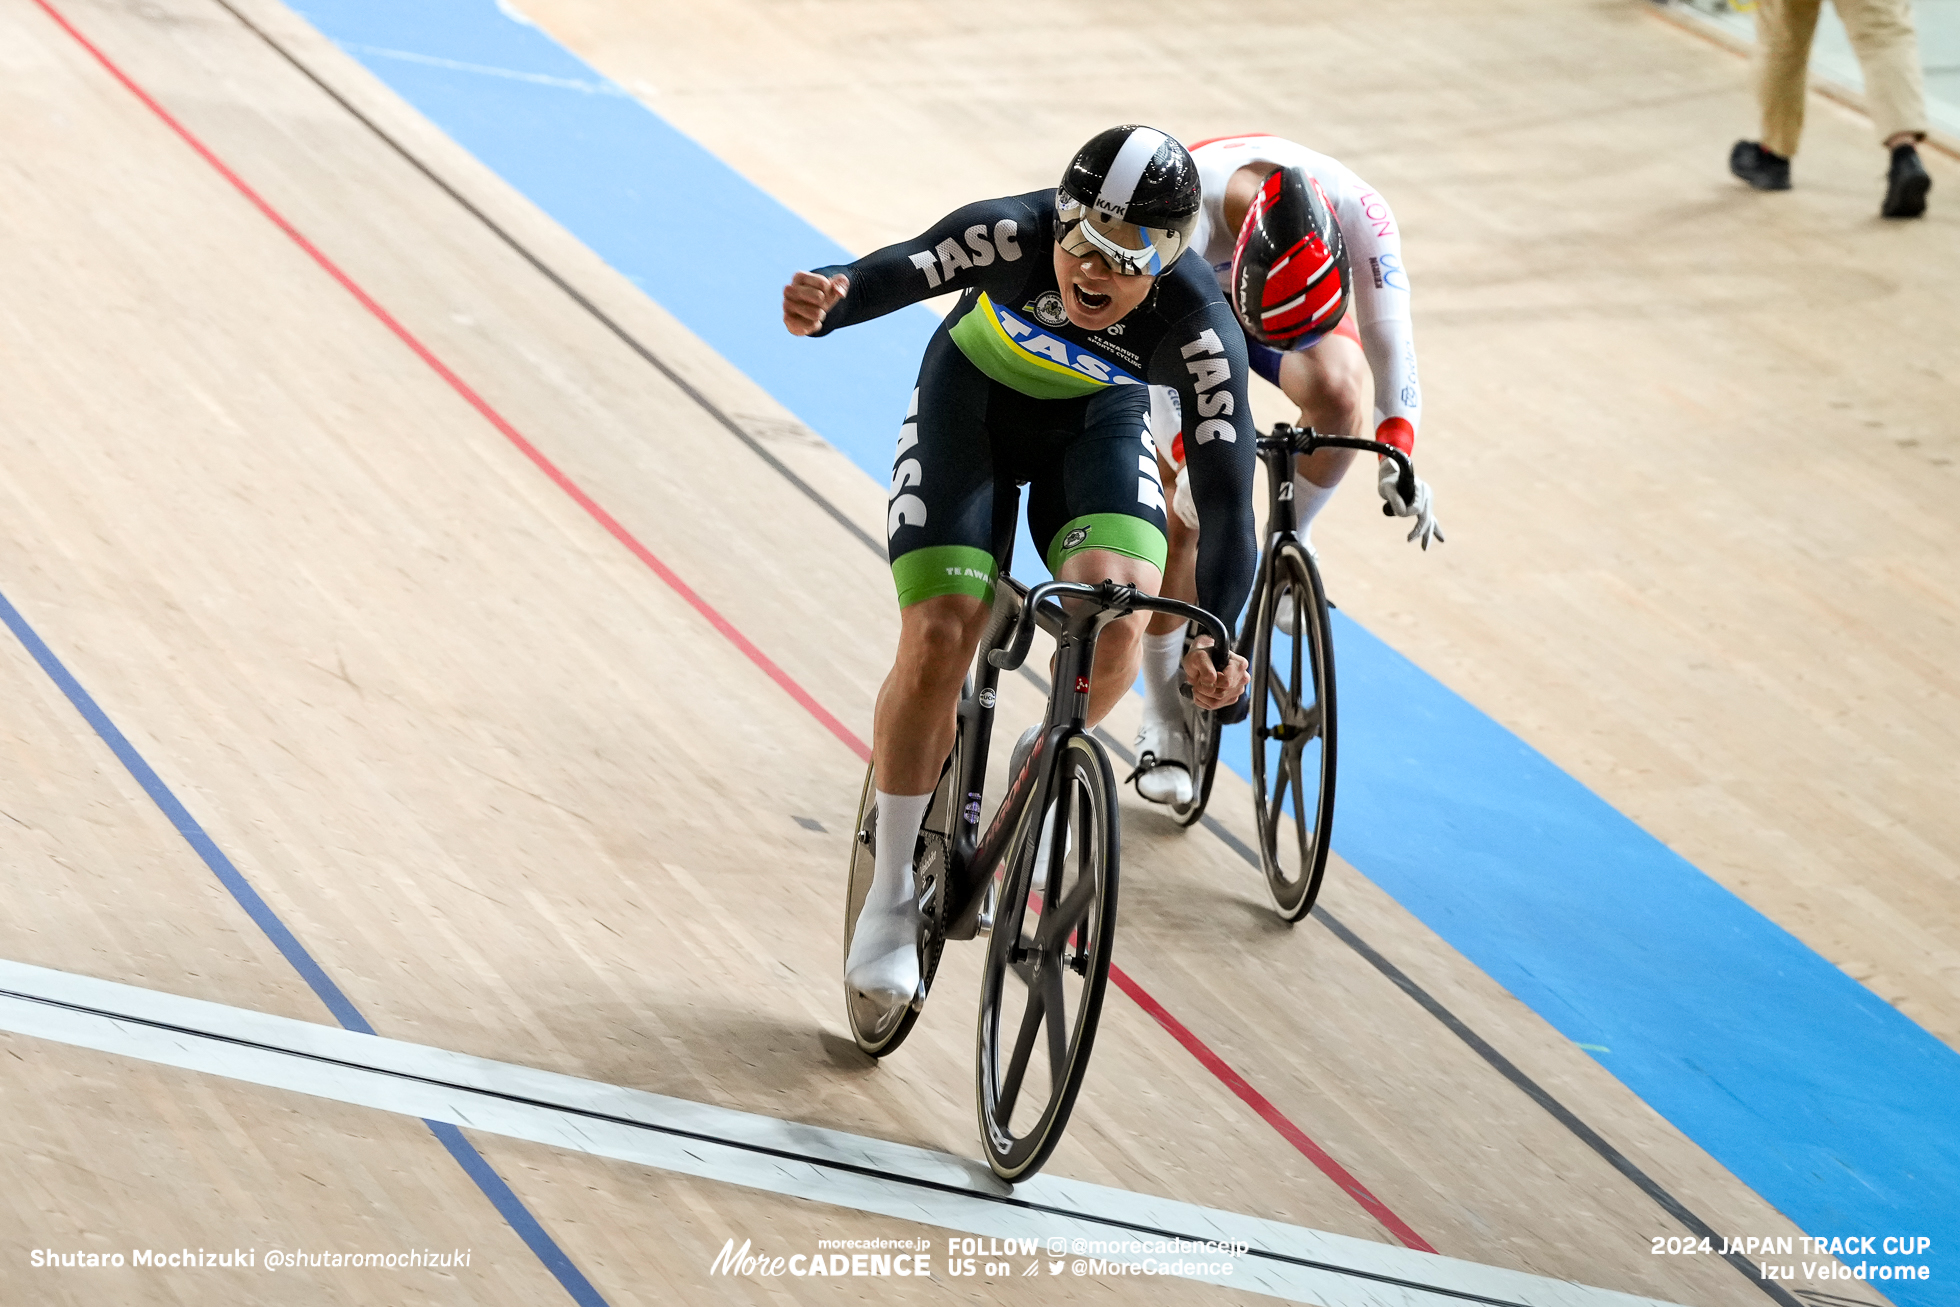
[1735,0,1823,187]
[1835,0,1933,215]
[1760,0,1824,158]
[1835,0,1930,146]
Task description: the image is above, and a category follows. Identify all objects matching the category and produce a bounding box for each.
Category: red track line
[30,0,869,766]
[40,0,1429,1251]
[1109,964,1435,1252]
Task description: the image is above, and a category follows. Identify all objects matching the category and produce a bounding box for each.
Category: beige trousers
[1754,0,1928,155]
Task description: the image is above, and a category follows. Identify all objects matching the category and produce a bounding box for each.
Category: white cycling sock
[1137,628,1186,733]
[1292,473,1338,546]
[846,789,931,1003]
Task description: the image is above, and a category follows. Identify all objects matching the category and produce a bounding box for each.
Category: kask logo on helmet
[1059,125,1201,274]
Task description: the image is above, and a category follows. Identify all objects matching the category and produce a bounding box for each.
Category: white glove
[1378,459,1444,549]
[1171,466,1201,530]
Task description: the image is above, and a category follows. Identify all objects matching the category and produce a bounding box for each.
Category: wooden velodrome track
[1,0,1954,1303]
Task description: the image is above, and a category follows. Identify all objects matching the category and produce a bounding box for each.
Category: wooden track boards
[2,0,1949,1303]
[523,0,1960,1050]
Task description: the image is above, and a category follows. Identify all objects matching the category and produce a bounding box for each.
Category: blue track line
[276,3,1960,1298]
[0,584,609,1307]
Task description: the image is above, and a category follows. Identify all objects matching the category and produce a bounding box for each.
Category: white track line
[0,959,1681,1307]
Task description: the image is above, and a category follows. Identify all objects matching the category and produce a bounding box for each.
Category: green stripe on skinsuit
[1045,513,1168,575]
[892,545,997,607]
[948,293,1107,400]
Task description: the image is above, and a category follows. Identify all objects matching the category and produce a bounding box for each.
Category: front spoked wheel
[975,732,1118,1181]
[1250,540,1337,921]
[842,736,958,1056]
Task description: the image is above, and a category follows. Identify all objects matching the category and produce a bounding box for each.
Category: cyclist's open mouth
[1072,284,1111,311]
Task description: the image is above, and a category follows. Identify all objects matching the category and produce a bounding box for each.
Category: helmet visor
[1056,194,1188,276]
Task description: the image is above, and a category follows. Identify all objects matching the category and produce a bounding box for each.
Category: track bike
[843,494,1231,1181]
[1178,423,1418,921]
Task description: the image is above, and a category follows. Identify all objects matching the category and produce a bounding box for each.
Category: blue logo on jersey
[995,303,1143,387]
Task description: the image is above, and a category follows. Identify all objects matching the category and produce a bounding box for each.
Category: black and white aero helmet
[1057,125,1201,277]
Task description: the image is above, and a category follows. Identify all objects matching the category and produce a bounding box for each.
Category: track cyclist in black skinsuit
[783,126,1256,1014]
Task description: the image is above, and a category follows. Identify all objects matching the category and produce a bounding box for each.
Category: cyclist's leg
[851,335,1002,1005]
[1130,448,1199,800]
[1103,410,1191,801]
[873,598,989,790]
[1280,319,1372,516]
[1151,442,1200,611]
[1027,384,1166,730]
[1136,325,1367,791]
[1148,320,1366,632]
[876,332,1003,785]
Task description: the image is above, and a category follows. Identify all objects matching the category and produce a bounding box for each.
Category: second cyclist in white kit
[1131,133,1444,806]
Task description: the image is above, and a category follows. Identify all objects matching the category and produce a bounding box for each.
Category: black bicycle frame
[938,489,1229,939]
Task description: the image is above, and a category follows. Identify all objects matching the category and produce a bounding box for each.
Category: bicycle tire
[975,731,1119,1181]
[842,735,958,1058]
[1249,539,1337,921]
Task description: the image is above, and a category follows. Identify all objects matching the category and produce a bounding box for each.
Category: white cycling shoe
[1273,589,1298,633]
[1129,718,1193,807]
[845,896,921,1010]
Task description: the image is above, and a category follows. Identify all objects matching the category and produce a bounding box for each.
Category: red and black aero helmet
[1231,167,1350,345]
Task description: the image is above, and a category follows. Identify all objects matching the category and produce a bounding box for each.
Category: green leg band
[1045,513,1169,576]
[892,545,997,607]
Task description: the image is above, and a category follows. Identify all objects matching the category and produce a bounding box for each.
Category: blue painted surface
[1327,614,1958,1257]
[286,0,1958,1296]
[289,0,932,480]
[0,585,609,1306]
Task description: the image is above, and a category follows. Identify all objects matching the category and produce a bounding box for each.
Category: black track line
[1094,735,1793,1303]
[208,7,1797,1302]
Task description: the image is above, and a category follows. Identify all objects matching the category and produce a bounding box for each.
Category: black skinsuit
[812,189,1256,631]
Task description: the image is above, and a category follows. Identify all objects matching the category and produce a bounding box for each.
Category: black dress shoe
[1882,144,1931,218]
[1730,140,1792,191]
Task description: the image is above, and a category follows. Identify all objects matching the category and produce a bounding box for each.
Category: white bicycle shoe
[845,882,921,1011]
[1129,716,1193,807]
